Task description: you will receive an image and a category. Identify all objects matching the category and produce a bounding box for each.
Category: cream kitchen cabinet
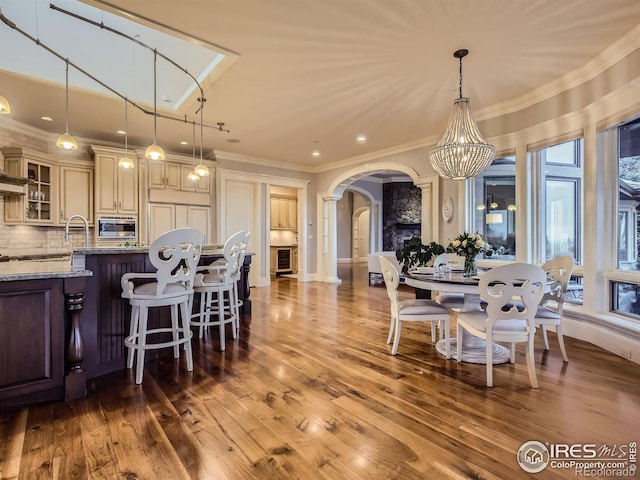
[2,147,56,225]
[148,203,211,244]
[91,146,138,216]
[149,161,181,190]
[58,164,94,225]
[270,196,297,230]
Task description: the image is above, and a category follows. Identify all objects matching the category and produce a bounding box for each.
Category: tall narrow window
[539,139,583,264]
[617,117,640,271]
[472,156,516,260]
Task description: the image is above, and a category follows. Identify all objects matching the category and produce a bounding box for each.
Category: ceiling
[1,0,640,172]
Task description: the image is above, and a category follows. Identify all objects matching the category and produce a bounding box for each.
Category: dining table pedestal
[404,274,511,364]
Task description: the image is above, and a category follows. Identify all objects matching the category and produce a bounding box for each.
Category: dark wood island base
[0,248,252,409]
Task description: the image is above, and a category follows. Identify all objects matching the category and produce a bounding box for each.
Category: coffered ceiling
[1,0,639,171]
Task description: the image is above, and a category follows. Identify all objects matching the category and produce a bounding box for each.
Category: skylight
[0,0,227,110]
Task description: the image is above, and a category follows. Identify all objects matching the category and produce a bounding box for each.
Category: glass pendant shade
[56,132,78,150]
[0,94,11,114]
[429,97,495,180]
[187,170,200,182]
[194,163,209,177]
[145,51,164,161]
[145,143,165,160]
[118,156,135,169]
[57,60,77,150]
[119,101,135,168]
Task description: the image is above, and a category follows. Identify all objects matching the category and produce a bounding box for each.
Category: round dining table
[403,271,511,364]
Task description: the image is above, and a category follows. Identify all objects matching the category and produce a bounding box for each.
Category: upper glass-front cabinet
[26,162,52,221]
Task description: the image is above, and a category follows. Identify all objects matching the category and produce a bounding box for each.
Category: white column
[322,195,342,283]
[416,176,439,243]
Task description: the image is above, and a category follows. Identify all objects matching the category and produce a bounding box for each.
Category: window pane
[544,140,577,166]
[565,275,583,305]
[611,281,640,319]
[472,156,516,260]
[617,117,640,270]
[545,179,576,259]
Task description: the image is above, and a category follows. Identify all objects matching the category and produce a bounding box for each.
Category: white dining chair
[536,255,574,362]
[456,263,546,388]
[121,228,203,384]
[191,230,248,350]
[433,253,465,309]
[379,255,452,357]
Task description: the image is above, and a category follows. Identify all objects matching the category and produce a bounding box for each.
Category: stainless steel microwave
[97,216,137,240]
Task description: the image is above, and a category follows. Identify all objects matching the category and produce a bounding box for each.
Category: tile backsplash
[270,229,297,245]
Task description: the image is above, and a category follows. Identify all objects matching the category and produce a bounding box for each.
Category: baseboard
[563,316,640,364]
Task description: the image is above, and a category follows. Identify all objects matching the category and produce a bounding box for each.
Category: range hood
[0,170,29,195]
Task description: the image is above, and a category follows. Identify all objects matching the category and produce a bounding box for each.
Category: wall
[0,121,93,255]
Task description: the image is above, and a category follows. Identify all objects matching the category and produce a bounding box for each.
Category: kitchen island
[0,246,252,408]
[73,246,252,379]
[0,261,92,409]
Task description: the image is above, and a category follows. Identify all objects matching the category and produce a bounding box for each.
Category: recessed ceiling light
[356,135,366,143]
[116,130,126,135]
[180,141,188,145]
[226,138,240,143]
[40,116,53,122]
[312,150,320,157]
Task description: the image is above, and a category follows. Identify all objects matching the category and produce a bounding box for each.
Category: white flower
[452,239,461,247]
[462,239,468,247]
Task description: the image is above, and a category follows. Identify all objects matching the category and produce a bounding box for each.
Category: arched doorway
[352,206,370,263]
[318,163,439,283]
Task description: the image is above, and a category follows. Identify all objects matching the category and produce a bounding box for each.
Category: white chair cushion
[134,282,187,295]
[201,272,226,283]
[458,311,528,332]
[435,293,465,307]
[398,299,450,315]
[535,305,561,320]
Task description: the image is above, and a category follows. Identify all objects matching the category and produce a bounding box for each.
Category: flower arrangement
[395,236,445,274]
[446,232,489,276]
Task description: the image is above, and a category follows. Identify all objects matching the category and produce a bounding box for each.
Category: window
[611,281,640,319]
[472,156,516,260]
[617,117,640,270]
[539,139,583,264]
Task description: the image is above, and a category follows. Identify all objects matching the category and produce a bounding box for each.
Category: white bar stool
[191,230,248,350]
[121,228,203,384]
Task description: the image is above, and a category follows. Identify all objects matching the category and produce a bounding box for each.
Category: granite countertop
[0,252,71,262]
[0,260,92,281]
[270,244,299,247]
[73,244,227,255]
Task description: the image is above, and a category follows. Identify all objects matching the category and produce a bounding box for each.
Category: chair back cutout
[540,255,574,316]
[148,228,203,295]
[480,263,547,331]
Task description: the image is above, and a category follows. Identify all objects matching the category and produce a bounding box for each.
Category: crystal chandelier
[429,49,495,180]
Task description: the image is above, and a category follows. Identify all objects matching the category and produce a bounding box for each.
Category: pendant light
[0,93,11,114]
[193,96,209,177]
[118,99,135,169]
[145,50,165,160]
[187,121,200,182]
[429,49,495,180]
[56,59,78,150]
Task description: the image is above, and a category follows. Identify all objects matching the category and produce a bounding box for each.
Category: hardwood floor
[1,263,639,479]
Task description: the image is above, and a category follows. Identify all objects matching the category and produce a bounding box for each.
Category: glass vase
[463,255,477,277]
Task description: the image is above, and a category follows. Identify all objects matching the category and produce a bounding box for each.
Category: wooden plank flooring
[1,263,639,479]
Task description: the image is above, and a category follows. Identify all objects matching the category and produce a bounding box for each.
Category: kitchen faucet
[65,215,90,248]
